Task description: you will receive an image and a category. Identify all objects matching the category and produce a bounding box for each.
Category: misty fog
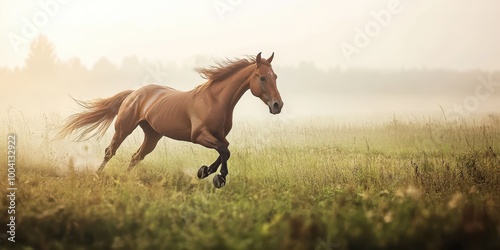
[1,1,500,122]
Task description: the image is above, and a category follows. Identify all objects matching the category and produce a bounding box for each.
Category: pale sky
[1,0,500,70]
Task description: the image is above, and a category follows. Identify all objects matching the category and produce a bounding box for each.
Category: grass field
[1,113,500,249]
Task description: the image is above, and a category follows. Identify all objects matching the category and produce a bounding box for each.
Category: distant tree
[56,57,90,92]
[119,55,144,86]
[192,55,212,68]
[91,57,118,74]
[121,56,141,71]
[90,57,121,91]
[24,34,58,79]
[65,57,88,76]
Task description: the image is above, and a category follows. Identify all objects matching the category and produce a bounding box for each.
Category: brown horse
[58,52,283,188]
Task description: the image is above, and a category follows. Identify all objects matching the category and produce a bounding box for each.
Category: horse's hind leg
[127,121,162,171]
[97,116,138,172]
[97,129,132,172]
[97,131,130,172]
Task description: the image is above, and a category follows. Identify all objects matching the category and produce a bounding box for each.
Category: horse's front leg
[194,131,230,188]
[213,146,230,188]
[197,156,221,179]
[197,137,231,179]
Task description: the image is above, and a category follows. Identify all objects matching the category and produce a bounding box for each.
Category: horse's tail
[56,90,134,141]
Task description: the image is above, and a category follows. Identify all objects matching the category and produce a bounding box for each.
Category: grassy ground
[1,114,500,249]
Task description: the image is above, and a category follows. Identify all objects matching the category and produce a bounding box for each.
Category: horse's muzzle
[268,100,283,114]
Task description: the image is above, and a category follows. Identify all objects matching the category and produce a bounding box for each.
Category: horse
[57,52,283,188]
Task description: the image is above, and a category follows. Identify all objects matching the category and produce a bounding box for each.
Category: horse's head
[249,52,284,114]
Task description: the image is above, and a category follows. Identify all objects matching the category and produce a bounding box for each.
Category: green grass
[1,114,500,249]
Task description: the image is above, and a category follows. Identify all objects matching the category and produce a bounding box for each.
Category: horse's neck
[207,65,253,113]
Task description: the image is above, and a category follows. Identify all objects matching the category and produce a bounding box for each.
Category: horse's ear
[256,52,262,64]
[267,52,274,64]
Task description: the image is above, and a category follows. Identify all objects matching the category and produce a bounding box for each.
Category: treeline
[1,35,498,113]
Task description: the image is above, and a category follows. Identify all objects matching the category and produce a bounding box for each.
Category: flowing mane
[195,56,270,84]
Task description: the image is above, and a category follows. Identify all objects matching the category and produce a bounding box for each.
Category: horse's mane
[195,56,271,88]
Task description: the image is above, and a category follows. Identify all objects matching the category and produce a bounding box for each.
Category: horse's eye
[260,76,266,82]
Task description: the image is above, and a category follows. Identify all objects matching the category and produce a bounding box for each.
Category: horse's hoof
[197,165,209,179]
[213,174,226,188]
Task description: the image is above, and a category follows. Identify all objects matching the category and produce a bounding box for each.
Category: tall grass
[0,112,499,249]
